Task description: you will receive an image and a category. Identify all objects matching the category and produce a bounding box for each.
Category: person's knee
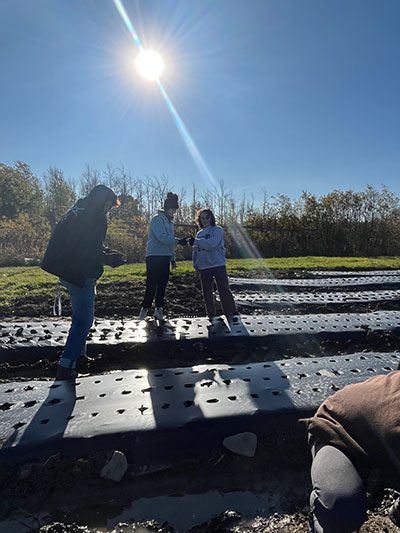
[310,487,367,533]
[72,306,94,331]
[310,445,367,533]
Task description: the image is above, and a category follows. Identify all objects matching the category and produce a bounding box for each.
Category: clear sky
[1,0,400,200]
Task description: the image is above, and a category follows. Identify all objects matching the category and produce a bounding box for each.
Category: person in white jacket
[190,208,238,321]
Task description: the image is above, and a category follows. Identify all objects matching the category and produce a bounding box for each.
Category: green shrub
[0,214,51,266]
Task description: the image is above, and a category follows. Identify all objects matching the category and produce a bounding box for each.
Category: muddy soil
[2,437,399,532]
[1,270,400,532]
[2,327,400,382]
[2,271,400,382]
[2,273,205,319]
[5,269,389,319]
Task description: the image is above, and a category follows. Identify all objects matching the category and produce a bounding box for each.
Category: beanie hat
[164,192,179,210]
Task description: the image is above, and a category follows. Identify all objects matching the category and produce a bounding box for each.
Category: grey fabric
[309,443,367,533]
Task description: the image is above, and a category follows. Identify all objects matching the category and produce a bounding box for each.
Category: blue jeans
[59,278,96,369]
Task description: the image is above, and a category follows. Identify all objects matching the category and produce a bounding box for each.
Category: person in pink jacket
[189,207,238,321]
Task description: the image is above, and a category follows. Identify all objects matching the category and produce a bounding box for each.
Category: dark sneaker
[56,365,77,381]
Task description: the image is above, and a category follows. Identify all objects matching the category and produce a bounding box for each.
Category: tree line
[1,160,400,266]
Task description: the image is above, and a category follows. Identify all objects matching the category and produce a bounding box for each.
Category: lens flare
[113,0,142,49]
[113,0,278,281]
[136,50,164,81]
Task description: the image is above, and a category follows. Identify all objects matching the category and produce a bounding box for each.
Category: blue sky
[1,0,400,201]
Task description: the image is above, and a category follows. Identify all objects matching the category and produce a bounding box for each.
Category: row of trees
[1,160,400,266]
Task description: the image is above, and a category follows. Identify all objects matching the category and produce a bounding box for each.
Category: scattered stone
[72,458,93,479]
[100,450,128,482]
[188,510,241,532]
[39,523,90,532]
[192,342,204,352]
[138,519,174,532]
[18,462,34,480]
[43,453,62,469]
[133,462,172,477]
[0,499,13,521]
[223,432,257,457]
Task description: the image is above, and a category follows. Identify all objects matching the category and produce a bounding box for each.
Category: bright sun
[135,50,164,81]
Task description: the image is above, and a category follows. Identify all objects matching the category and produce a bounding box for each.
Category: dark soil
[3,271,400,382]
[3,268,374,319]
[2,438,399,532]
[1,269,400,532]
[2,273,206,319]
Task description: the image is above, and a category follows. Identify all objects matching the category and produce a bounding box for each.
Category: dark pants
[309,440,368,533]
[199,265,237,317]
[141,256,170,308]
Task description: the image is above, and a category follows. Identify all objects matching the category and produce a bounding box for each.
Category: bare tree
[43,167,76,229]
[141,176,157,220]
[114,164,136,199]
[212,178,235,225]
[151,174,170,207]
[191,183,201,222]
[79,164,100,196]
[102,163,117,191]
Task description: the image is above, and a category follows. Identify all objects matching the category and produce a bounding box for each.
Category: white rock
[100,450,128,482]
[223,432,257,457]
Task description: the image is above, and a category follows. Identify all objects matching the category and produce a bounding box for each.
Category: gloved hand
[177,237,187,246]
[188,235,195,246]
[104,252,125,268]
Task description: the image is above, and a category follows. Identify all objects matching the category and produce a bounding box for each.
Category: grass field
[1,256,400,315]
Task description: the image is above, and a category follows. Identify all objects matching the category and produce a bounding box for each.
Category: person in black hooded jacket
[41,184,123,380]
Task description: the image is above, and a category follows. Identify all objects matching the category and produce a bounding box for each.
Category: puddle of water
[109,490,279,531]
[109,470,308,532]
[0,471,309,532]
[0,513,49,533]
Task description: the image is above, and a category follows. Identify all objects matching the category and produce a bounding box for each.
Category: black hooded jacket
[41,185,117,287]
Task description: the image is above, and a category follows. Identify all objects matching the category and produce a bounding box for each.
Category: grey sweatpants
[309,442,368,533]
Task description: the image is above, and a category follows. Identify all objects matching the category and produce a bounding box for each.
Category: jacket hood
[82,185,118,213]
[158,209,174,222]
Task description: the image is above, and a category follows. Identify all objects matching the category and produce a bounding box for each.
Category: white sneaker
[138,307,148,320]
[154,307,164,320]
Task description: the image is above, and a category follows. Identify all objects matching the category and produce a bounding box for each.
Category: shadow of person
[144,318,177,341]
[144,367,205,465]
[2,379,77,463]
[206,314,250,341]
[143,358,297,467]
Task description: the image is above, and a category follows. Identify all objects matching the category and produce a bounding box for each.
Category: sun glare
[135,50,164,81]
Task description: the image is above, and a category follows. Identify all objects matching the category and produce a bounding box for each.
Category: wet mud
[1,270,400,532]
